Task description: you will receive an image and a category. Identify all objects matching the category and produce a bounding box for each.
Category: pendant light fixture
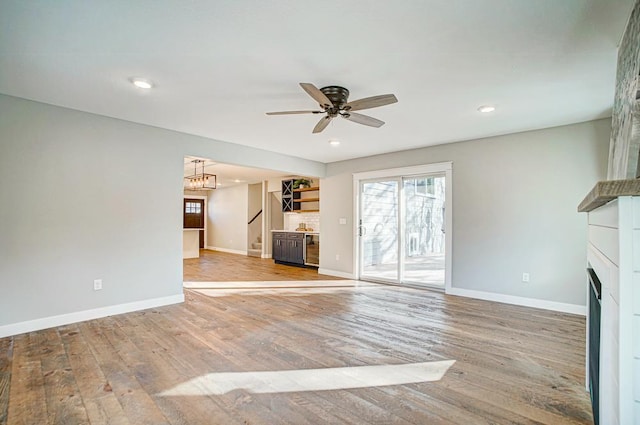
[184,159,216,190]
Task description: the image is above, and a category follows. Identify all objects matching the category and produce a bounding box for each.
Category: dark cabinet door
[273,232,304,264]
[272,233,287,262]
[287,233,304,265]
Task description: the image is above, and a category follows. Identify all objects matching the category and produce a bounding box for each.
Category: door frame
[183,195,207,249]
[352,162,452,292]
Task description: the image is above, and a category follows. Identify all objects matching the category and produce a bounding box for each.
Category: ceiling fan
[266,83,398,133]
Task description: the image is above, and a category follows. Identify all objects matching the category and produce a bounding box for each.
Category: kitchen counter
[183,229,202,259]
[271,229,319,235]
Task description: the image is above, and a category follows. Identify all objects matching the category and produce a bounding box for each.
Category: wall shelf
[293,186,320,192]
[282,180,320,213]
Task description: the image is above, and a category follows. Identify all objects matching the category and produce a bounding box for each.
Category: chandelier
[184,159,216,190]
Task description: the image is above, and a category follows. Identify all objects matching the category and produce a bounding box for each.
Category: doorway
[354,162,452,289]
[184,198,205,248]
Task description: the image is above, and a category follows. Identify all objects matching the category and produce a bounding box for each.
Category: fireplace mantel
[577,179,640,212]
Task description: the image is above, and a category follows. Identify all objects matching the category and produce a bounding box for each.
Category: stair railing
[248,209,262,225]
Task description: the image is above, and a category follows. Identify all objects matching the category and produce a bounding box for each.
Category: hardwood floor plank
[38,328,91,425]
[111,311,261,425]
[0,337,13,425]
[184,249,342,282]
[79,320,172,425]
[58,324,131,425]
[138,304,326,425]
[3,251,592,424]
[7,333,50,425]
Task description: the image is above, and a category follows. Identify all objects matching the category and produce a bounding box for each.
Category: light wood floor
[0,253,592,424]
[184,249,342,282]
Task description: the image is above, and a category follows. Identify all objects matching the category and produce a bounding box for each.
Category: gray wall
[320,119,611,306]
[0,94,325,329]
[208,185,249,252]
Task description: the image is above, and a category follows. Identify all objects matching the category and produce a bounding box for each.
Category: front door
[184,198,205,248]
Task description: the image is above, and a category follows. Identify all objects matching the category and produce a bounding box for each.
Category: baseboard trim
[206,246,247,256]
[0,293,185,338]
[318,268,355,279]
[262,254,272,259]
[446,287,586,316]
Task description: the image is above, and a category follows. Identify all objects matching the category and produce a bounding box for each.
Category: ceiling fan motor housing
[320,86,350,113]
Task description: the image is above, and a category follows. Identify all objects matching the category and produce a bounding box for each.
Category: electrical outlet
[339,218,347,225]
[335,254,340,261]
[522,273,530,283]
[94,279,102,291]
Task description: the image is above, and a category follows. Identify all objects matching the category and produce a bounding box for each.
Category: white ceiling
[183,156,291,188]
[0,0,634,163]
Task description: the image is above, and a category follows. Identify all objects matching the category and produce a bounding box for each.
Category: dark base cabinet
[272,232,305,265]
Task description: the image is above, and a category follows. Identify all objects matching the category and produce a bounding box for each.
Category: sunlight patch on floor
[183,280,382,296]
[159,360,455,396]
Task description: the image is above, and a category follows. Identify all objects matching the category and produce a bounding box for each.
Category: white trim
[352,162,452,181]
[0,293,185,338]
[446,287,586,315]
[444,166,453,293]
[262,254,272,259]
[206,246,247,256]
[318,268,356,279]
[353,161,453,180]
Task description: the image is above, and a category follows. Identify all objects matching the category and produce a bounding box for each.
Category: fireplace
[587,267,601,425]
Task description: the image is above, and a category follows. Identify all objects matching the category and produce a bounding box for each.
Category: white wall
[320,119,611,307]
[208,185,249,252]
[0,94,325,335]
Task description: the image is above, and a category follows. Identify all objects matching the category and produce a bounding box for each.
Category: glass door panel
[360,179,399,282]
[402,174,446,287]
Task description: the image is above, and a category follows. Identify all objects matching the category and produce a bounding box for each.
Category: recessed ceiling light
[328,138,340,146]
[130,77,153,89]
[477,105,496,113]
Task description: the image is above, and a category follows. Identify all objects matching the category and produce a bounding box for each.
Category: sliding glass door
[358,172,447,288]
[359,179,400,281]
[401,174,446,286]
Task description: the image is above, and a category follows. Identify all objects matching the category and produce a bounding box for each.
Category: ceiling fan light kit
[267,83,398,133]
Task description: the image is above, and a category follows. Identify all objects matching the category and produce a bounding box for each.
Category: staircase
[247,235,262,258]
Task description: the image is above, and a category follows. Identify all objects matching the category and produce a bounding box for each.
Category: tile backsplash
[284,212,320,232]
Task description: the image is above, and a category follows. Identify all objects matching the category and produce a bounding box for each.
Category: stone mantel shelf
[577,179,640,212]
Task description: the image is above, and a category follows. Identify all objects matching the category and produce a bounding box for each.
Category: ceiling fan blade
[300,83,333,108]
[342,112,385,128]
[344,94,398,112]
[312,116,332,133]
[266,110,322,115]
